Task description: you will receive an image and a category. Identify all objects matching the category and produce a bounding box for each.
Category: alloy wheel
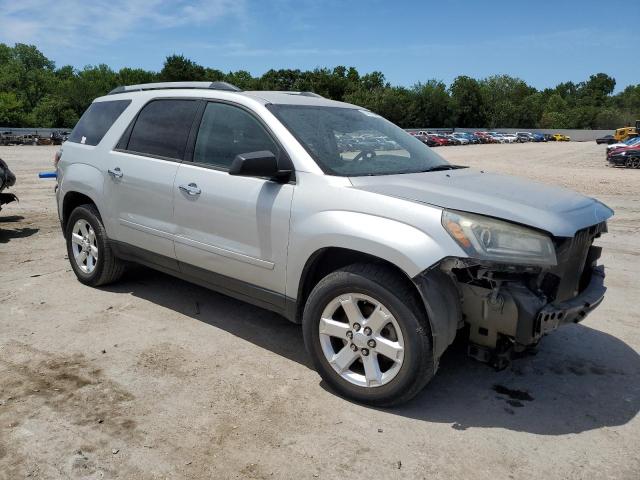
[318,293,405,388]
[70,219,98,274]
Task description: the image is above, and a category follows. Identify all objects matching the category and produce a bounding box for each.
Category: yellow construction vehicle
[614,121,639,142]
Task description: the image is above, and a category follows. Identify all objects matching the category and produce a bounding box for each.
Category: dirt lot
[1,142,639,479]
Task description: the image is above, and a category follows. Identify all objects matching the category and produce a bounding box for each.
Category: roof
[105,81,358,109]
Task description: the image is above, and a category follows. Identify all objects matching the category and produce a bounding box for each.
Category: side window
[193,102,279,169]
[68,100,131,146]
[125,99,199,160]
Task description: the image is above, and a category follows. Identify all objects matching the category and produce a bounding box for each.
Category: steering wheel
[353,149,377,162]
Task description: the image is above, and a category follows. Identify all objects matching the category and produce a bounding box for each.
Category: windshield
[267,105,449,176]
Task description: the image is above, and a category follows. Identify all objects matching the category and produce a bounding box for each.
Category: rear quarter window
[68,100,131,146]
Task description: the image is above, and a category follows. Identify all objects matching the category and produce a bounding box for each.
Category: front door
[172,101,293,305]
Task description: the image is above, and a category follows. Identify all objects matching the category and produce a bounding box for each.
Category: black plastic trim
[110,240,297,322]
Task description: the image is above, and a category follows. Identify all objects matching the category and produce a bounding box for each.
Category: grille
[543,222,606,303]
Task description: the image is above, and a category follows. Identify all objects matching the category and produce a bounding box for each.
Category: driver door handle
[179,183,202,196]
[108,167,123,179]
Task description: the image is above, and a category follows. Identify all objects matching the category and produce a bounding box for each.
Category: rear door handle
[108,167,123,179]
[179,183,201,196]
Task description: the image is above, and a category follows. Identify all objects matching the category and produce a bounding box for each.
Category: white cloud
[0,0,246,47]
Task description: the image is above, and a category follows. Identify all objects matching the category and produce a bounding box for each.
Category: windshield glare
[267,105,449,176]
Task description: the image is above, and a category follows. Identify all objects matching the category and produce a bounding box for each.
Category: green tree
[450,75,486,127]
[407,80,452,127]
[540,111,570,129]
[159,54,206,81]
[0,91,22,125]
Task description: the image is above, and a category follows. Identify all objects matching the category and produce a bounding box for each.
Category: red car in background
[607,145,640,168]
[474,131,497,144]
[427,134,450,146]
[607,144,640,159]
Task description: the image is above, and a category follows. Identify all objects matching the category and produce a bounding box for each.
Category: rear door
[104,98,200,265]
[172,101,294,303]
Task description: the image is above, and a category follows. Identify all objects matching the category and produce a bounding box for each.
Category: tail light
[54,149,62,168]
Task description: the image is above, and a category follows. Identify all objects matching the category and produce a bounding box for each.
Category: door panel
[104,151,179,260]
[173,163,293,295]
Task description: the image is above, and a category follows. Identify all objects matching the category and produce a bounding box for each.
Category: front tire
[303,264,435,407]
[66,204,125,287]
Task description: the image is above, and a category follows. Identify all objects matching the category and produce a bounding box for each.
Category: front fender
[286,210,455,299]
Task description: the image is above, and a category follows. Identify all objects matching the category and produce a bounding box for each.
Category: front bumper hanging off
[535,265,605,334]
[460,265,606,368]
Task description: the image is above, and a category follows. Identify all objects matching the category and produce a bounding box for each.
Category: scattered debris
[396,461,402,469]
[377,428,383,433]
[112,449,119,455]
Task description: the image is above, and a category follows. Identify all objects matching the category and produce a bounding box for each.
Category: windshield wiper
[421,164,468,172]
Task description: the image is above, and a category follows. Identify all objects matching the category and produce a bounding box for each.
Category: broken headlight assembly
[442,209,557,267]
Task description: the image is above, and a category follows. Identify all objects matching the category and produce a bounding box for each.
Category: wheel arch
[59,162,106,237]
[292,246,429,331]
[61,191,102,236]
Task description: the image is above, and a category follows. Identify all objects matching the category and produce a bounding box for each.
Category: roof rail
[283,91,323,98]
[107,81,241,95]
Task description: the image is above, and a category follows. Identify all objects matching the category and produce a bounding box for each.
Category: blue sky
[0,0,637,91]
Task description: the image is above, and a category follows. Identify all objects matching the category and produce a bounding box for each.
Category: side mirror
[229,151,292,181]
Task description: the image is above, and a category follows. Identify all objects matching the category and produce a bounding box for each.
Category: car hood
[349,168,613,237]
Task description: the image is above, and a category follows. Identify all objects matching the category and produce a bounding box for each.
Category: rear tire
[66,204,125,287]
[303,263,434,407]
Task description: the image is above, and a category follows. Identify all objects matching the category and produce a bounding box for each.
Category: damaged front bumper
[460,265,606,367]
[414,223,608,369]
[536,265,605,333]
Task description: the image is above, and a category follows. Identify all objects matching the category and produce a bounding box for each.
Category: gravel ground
[0,142,639,479]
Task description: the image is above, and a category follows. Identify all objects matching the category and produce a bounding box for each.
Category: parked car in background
[606,136,640,153]
[531,133,547,142]
[516,132,534,142]
[608,146,640,168]
[552,133,571,142]
[457,132,481,144]
[607,142,640,161]
[488,132,506,143]
[432,135,452,146]
[496,133,517,143]
[450,133,470,145]
[443,134,464,145]
[474,131,496,143]
[415,134,439,147]
[596,134,616,145]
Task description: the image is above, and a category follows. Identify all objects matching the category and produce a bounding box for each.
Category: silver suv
[56,81,613,406]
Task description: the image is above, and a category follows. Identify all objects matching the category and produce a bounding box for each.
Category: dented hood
[349,168,613,237]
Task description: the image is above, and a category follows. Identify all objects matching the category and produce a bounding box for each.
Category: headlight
[442,210,557,266]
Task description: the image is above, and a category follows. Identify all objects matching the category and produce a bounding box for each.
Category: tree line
[1,43,638,130]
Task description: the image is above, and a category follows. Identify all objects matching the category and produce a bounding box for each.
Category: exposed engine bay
[417,222,608,369]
